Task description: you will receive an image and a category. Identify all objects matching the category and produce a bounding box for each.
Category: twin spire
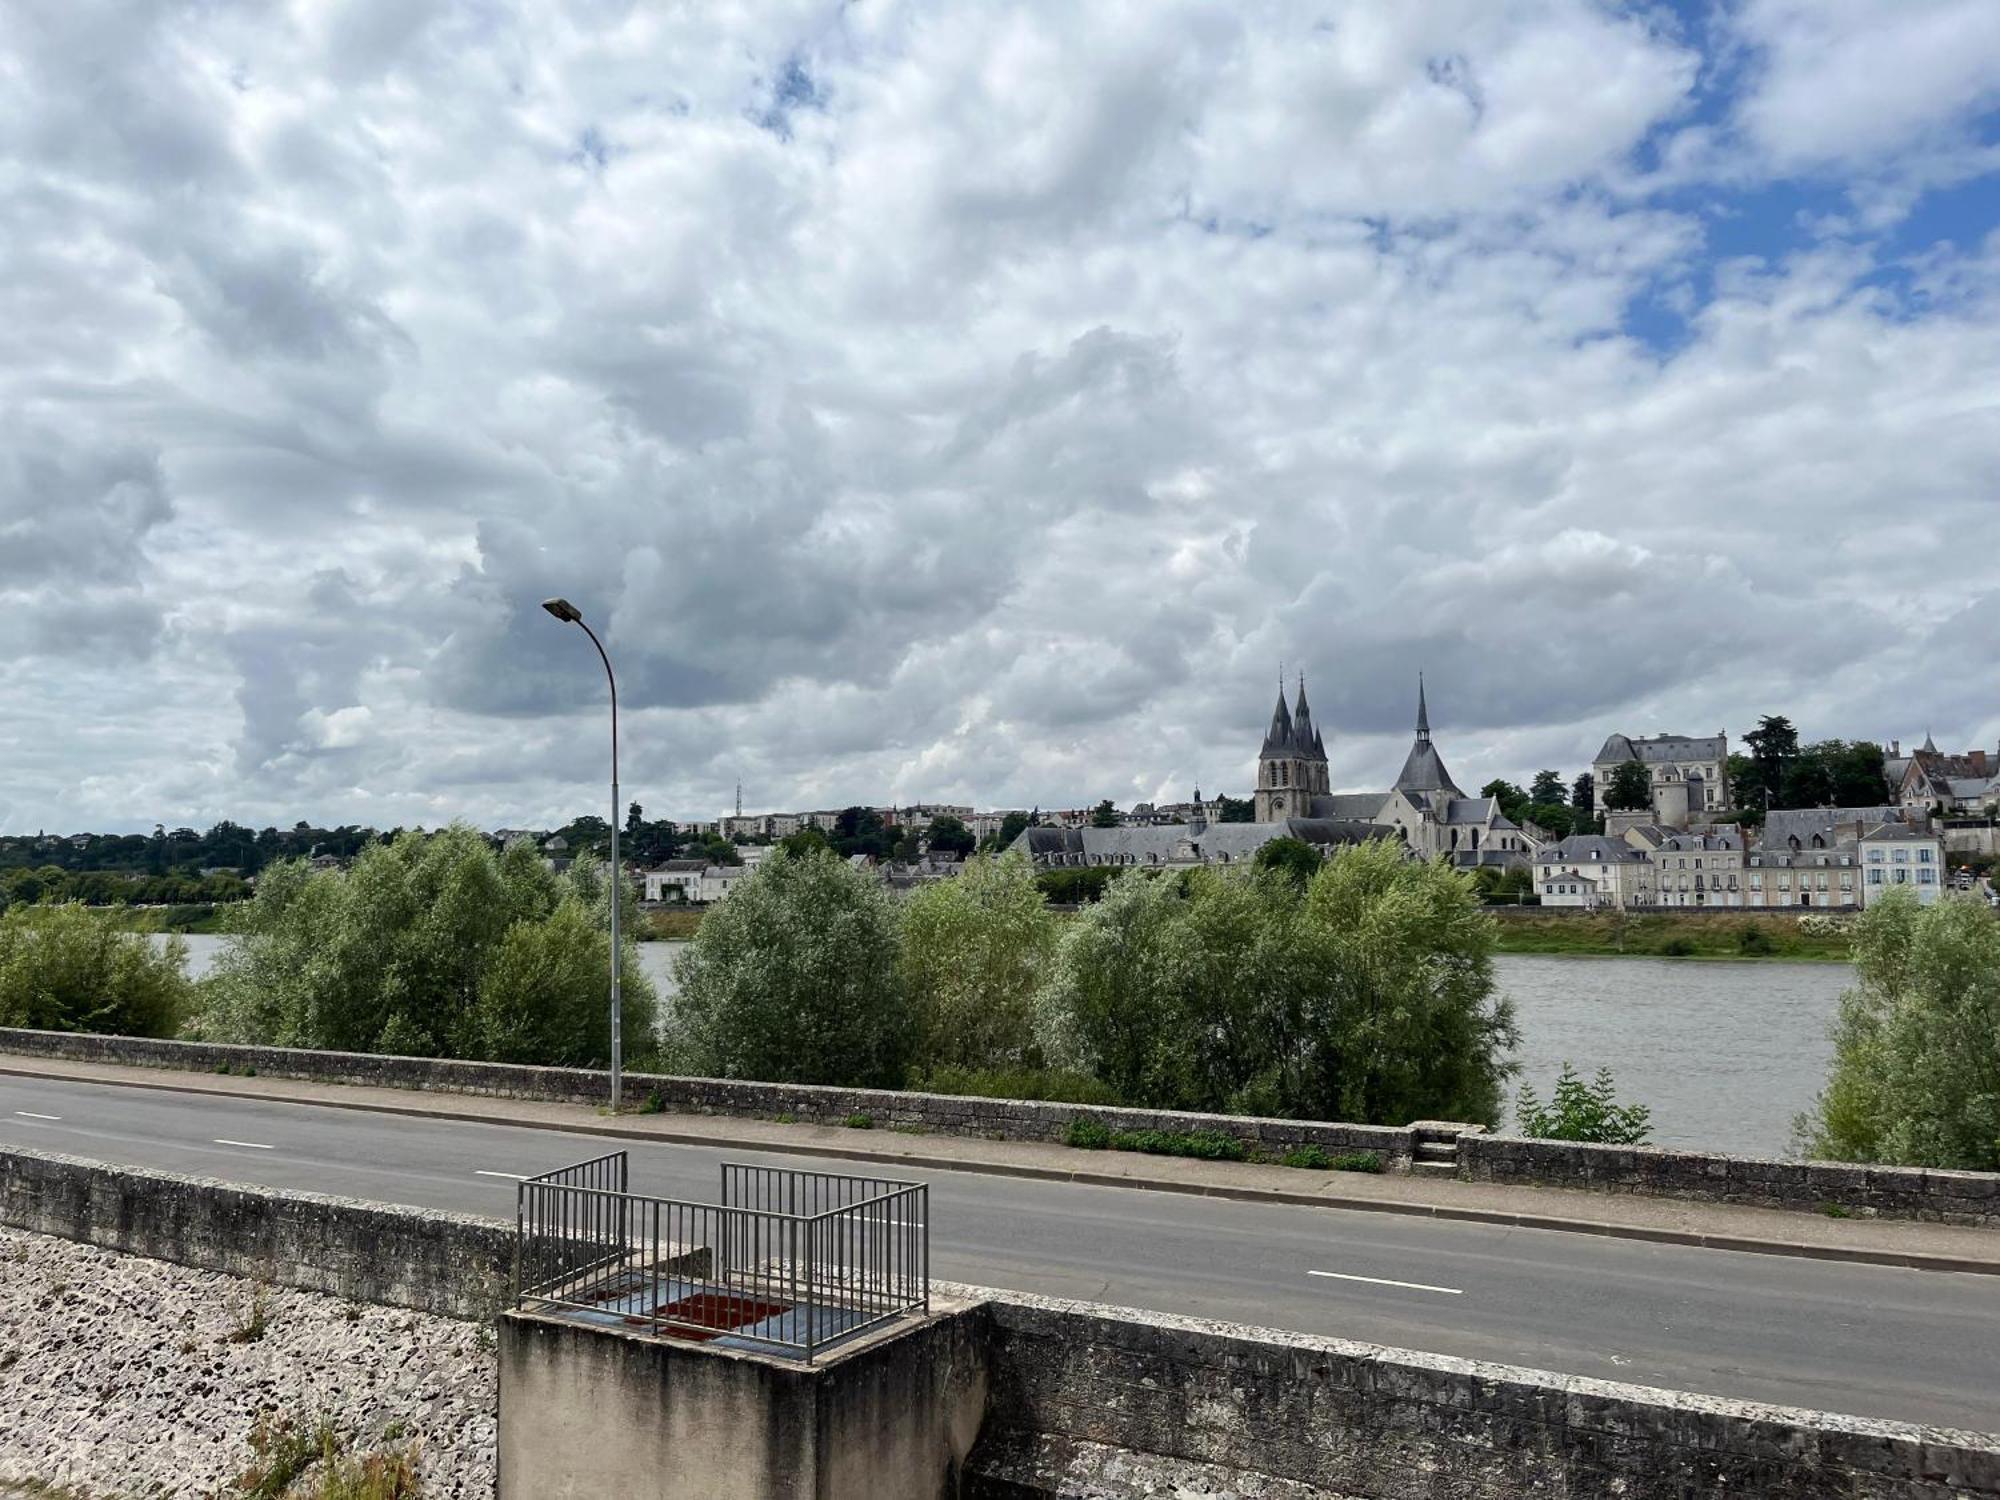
[1261,672,1326,761]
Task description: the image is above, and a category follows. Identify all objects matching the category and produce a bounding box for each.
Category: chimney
[1972,750,1989,776]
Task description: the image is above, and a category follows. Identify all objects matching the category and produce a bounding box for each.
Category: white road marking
[1308,1270,1463,1296]
[213,1138,274,1150]
[475,1170,529,1180]
[13,1111,60,1121]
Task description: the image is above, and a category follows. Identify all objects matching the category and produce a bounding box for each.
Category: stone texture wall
[0,1143,513,1320]
[0,1028,1414,1166]
[1459,1133,2000,1228]
[962,1288,2000,1499]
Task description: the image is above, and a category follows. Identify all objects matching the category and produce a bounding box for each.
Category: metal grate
[516,1153,928,1360]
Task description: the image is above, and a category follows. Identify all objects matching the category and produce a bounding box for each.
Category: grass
[843,1113,874,1130]
[232,1412,425,1500]
[1063,1117,1112,1150]
[639,908,704,941]
[1490,910,1854,961]
[227,1285,271,1344]
[1108,1128,1247,1161]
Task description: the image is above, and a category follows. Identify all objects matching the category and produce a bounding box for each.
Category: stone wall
[0,1028,1414,1167]
[963,1288,2000,1499]
[0,1143,513,1320]
[1460,1133,2000,1228]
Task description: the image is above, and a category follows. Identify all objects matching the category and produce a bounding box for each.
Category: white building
[1534,835,1653,908]
[641,859,707,903]
[1859,822,1945,906]
[697,864,748,903]
[1743,837,1859,909]
[1593,731,1731,827]
[1644,828,1746,908]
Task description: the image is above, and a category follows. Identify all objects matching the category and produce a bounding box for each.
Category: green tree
[779,826,833,858]
[470,894,646,1067]
[668,849,911,1087]
[0,903,193,1037]
[1530,769,1566,807]
[924,815,976,857]
[1214,795,1255,824]
[1481,780,1528,825]
[1570,772,1594,820]
[900,853,1057,1072]
[1605,760,1651,812]
[1798,891,2000,1170]
[997,811,1032,846]
[1727,753,1766,823]
[1745,715,1799,804]
[1525,801,1573,838]
[1252,836,1323,891]
[1514,1063,1652,1144]
[1089,799,1121,828]
[193,825,654,1065]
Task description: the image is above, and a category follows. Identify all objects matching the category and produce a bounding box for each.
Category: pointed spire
[1921,729,1938,755]
[1416,672,1431,740]
[1261,677,1295,757]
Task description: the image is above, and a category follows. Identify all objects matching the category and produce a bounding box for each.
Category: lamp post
[542,597,622,1111]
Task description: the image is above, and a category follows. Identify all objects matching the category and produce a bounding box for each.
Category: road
[3,1071,1997,1432]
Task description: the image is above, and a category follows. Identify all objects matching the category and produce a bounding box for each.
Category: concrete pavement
[2,1065,1999,1431]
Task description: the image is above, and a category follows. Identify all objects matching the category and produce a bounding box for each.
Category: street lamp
[542,596,623,1111]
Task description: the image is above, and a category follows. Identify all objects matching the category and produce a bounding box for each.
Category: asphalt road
[3,1072,1997,1432]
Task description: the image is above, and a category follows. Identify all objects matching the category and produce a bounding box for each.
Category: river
[161,936,1847,1158]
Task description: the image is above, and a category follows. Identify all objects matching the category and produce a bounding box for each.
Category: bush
[1064,1116,1112,1149]
[668,849,911,1088]
[193,827,653,1067]
[1736,925,1774,956]
[1033,866,1116,904]
[1329,1150,1385,1173]
[1514,1063,1652,1144]
[1107,1128,1246,1161]
[1280,1145,1331,1169]
[844,1113,874,1130]
[900,853,1057,1073]
[1798,890,2000,1169]
[1658,937,1695,957]
[0,902,193,1037]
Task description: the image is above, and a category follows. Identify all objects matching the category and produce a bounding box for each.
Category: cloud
[0,0,1995,833]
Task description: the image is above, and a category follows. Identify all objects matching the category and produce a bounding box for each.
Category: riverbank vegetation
[1491,910,1855,961]
[668,842,1517,1128]
[0,902,195,1037]
[189,825,655,1068]
[1798,889,2000,1171]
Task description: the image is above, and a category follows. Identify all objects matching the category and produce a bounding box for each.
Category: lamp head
[541,597,583,624]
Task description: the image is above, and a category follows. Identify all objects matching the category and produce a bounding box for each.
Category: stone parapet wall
[1460,1133,2000,1227]
[962,1288,2000,1499]
[0,1028,1414,1166]
[0,1143,513,1320]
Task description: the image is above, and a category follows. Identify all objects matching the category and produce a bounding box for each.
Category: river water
[163,936,1847,1158]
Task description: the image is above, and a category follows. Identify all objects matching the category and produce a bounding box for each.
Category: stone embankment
[0,1226,496,1497]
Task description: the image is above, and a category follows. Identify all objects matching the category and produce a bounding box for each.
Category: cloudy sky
[3,0,1997,833]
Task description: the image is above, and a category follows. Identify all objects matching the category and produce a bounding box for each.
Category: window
[1919,869,1935,885]
[1868,849,1884,862]
[1750,874,1763,890]
[1868,869,1883,886]
[1840,873,1852,891]
[1919,848,1934,864]
[1894,869,1907,884]
[1779,876,1792,891]
[1893,848,1909,863]
[1816,873,1828,890]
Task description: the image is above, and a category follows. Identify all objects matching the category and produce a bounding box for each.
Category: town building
[1895,734,2000,816]
[1859,822,1945,906]
[642,859,708,903]
[1534,834,1652,908]
[1593,731,1731,831]
[1643,828,1746,908]
[1743,836,1858,909]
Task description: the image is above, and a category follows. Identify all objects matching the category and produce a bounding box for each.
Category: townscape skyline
[3,3,1997,835]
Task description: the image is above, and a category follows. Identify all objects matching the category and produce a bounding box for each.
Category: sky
[2,0,1997,834]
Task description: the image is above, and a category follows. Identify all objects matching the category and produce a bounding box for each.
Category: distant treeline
[0,866,250,909]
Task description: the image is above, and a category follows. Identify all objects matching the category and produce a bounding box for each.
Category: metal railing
[516,1153,928,1360]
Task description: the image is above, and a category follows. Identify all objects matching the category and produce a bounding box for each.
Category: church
[1010,675,1533,872]
[1254,676,1532,868]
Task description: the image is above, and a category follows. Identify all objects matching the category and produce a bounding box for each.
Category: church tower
[1255,675,1329,822]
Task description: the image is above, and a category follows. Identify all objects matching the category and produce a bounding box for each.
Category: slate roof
[1593,733,1727,765]
[1654,829,1744,853]
[1011,818,1387,865]
[1859,822,1934,843]
[1762,806,1912,847]
[1535,835,1647,865]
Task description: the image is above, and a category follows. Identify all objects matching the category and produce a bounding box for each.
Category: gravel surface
[0,1228,496,1498]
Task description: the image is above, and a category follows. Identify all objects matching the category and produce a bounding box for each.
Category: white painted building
[1859,822,1945,906]
[1534,835,1652,908]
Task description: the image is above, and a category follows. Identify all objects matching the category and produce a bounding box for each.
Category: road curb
[4,1058,1995,1278]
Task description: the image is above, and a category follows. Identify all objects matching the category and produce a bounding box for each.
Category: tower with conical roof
[1256,673,1329,821]
[1392,673,1463,799]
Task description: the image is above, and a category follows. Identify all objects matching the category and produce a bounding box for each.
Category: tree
[1481,780,1528,825]
[1036,841,1516,1126]
[1779,746,1837,809]
[626,801,645,838]
[1530,770,1566,807]
[831,806,892,860]
[1745,715,1799,804]
[996,811,1032,847]
[924,815,975,857]
[1605,760,1651,812]
[1570,772,1594,819]
[193,825,655,1066]
[1525,801,1573,838]
[900,853,1057,1073]
[1515,1064,1651,1144]
[1798,891,2000,1170]
[668,849,911,1088]
[1252,836,1323,891]
[779,826,832,859]
[1089,799,1121,828]
[0,903,193,1037]
[1727,753,1765,823]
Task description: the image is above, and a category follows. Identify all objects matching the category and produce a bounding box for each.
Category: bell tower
[1255,673,1328,822]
